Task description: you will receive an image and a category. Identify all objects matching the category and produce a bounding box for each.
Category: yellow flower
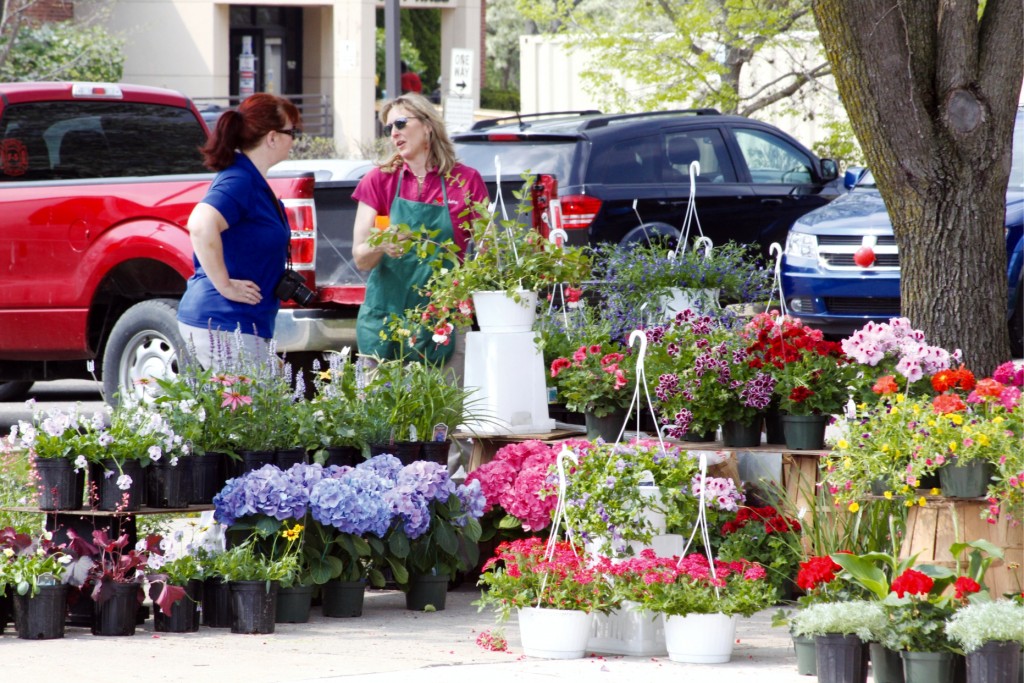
[282,524,304,541]
[918,496,927,507]
[949,441,957,452]
[884,491,893,500]
[848,502,860,513]
[837,439,849,449]
[318,370,332,381]
[993,416,1004,424]
[843,457,852,469]
[881,444,889,452]
[977,434,990,447]
[927,419,937,427]
[949,414,963,425]
[904,499,914,507]
[896,393,906,403]
[930,488,940,496]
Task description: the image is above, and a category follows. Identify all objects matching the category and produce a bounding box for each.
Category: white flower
[169,456,179,467]
[147,553,165,570]
[98,432,114,447]
[73,455,88,472]
[42,531,52,541]
[2,548,13,558]
[57,554,72,565]
[116,474,133,490]
[196,407,206,423]
[148,445,163,461]
[103,469,115,479]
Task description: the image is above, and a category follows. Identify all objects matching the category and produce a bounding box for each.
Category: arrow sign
[448,48,474,99]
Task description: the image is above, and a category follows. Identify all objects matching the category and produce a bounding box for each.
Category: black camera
[274,269,317,306]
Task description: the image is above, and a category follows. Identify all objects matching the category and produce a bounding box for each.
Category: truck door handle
[761,198,783,206]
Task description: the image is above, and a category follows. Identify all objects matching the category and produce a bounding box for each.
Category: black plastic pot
[92,582,141,636]
[419,440,452,467]
[321,580,366,618]
[274,447,307,469]
[229,580,278,634]
[966,641,1021,683]
[275,584,313,624]
[12,584,67,640]
[90,459,145,511]
[202,577,232,628]
[235,450,275,477]
[153,579,202,633]
[146,460,189,508]
[405,573,448,611]
[34,456,85,511]
[814,633,868,683]
[190,451,225,504]
[320,445,362,468]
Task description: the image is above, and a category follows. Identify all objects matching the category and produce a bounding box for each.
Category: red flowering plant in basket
[473,536,616,622]
[464,439,594,543]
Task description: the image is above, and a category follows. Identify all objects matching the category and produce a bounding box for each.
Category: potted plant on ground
[788,601,885,683]
[945,599,1024,683]
[640,552,777,663]
[0,527,70,640]
[215,525,302,635]
[146,550,204,633]
[716,504,803,596]
[475,536,616,659]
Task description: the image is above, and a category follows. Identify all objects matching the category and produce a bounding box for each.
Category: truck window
[662,129,737,184]
[733,128,813,185]
[0,101,207,181]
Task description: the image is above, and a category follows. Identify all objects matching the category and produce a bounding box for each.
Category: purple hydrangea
[397,461,455,503]
[386,485,432,538]
[357,453,404,480]
[213,464,308,525]
[453,479,486,527]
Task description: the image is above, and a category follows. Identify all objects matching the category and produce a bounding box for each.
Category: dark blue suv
[781,109,1024,355]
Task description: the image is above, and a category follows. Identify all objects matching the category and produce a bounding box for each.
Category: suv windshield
[454,140,576,180]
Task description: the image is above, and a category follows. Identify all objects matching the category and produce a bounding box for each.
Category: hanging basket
[472,290,538,333]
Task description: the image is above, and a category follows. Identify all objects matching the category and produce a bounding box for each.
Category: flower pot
[794,633,818,675]
[939,459,995,498]
[92,581,141,636]
[517,606,593,659]
[234,449,275,477]
[722,415,762,448]
[229,580,278,634]
[90,459,144,512]
[682,427,718,442]
[202,576,232,628]
[419,440,451,467]
[966,641,1021,683]
[12,584,67,640]
[146,459,189,508]
[472,290,538,333]
[275,584,313,624]
[190,451,225,504]
[34,456,85,511]
[275,447,307,469]
[660,287,720,319]
[870,642,906,683]
[0,590,10,634]
[320,445,362,468]
[153,579,201,633]
[321,580,366,618]
[901,650,957,683]
[782,413,829,450]
[663,612,738,663]
[585,408,627,442]
[764,409,786,445]
[372,441,421,465]
[405,572,448,611]
[815,633,868,683]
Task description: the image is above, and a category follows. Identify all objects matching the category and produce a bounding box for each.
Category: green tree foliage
[0,21,123,82]
[516,0,829,117]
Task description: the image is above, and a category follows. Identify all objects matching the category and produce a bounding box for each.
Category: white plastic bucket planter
[517,607,593,659]
[472,290,538,333]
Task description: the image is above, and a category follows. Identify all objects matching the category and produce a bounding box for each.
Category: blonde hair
[378,93,458,176]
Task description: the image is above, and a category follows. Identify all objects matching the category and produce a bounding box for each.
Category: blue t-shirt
[177,152,289,339]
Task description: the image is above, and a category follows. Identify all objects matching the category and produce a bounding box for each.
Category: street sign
[449,48,473,99]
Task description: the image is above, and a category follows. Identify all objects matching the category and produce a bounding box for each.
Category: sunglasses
[384,116,419,136]
[276,129,303,139]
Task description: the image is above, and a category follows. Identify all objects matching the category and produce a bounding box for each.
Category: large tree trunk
[812,0,1023,374]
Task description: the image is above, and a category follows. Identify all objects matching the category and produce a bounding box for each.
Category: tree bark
[812,0,1023,374]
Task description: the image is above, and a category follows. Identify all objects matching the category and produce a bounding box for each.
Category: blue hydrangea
[357,453,404,481]
[287,462,327,490]
[386,484,432,539]
[211,464,308,524]
[453,479,486,527]
[308,468,394,537]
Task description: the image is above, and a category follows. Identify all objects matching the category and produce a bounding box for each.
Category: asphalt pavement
[1,586,819,683]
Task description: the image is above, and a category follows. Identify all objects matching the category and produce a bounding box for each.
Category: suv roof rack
[469,110,603,131]
[581,109,721,130]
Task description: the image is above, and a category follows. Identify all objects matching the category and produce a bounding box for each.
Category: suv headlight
[785,231,818,260]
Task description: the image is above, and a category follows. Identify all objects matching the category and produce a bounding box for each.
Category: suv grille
[827,253,901,267]
[825,297,901,314]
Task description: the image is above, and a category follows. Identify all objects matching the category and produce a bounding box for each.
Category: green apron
[356,171,456,365]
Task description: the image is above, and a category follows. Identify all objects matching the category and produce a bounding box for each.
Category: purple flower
[309,468,394,537]
[453,479,486,527]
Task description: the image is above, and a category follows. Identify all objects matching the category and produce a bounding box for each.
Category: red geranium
[931,393,966,414]
[873,375,899,395]
[890,568,934,597]
[953,576,981,599]
[795,555,842,591]
[931,365,976,393]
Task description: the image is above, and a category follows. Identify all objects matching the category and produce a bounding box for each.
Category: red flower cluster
[890,568,934,597]
[931,366,976,393]
[795,555,842,591]
[743,312,830,370]
[931,393,966,415]
[872,375,899,395]
[953,576,981,600]
[721,505,801,536]
[789,385,815,404]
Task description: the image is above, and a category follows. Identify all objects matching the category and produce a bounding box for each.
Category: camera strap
[265,185,294,270]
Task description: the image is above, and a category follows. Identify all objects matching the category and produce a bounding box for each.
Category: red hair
[200,93,302,171]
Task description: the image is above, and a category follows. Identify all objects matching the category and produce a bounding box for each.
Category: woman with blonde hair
[352,93,488,364]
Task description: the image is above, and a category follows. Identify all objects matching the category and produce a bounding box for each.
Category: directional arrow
[456,80,467,91]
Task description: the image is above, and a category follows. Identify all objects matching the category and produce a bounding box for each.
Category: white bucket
[472,290,538,333]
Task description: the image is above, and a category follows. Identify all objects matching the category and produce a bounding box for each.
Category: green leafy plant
[213,524,303,584]
[717,504,803,595]
[548,338,636,417]
[0,527,69,597]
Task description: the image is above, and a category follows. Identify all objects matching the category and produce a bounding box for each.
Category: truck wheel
[619,222,679,250]
[0,380,33,402]
[102,299,184,406]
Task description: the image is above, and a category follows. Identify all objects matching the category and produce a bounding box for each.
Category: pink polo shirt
[353,162,490,258]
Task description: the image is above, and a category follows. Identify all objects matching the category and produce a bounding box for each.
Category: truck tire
[618,222,679,250]
[0,380,33,402]
[102,299,184,406]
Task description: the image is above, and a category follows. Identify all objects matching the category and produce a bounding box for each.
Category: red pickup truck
[0,82,365,403]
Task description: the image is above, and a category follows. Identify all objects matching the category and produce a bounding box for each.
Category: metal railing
[192,93,333,138]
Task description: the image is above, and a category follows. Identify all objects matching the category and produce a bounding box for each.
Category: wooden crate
[901,498,1024,597]
[456,429,584,472]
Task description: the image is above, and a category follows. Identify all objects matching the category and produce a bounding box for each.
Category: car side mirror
[844,166,866,190]
[820,159,839,182]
